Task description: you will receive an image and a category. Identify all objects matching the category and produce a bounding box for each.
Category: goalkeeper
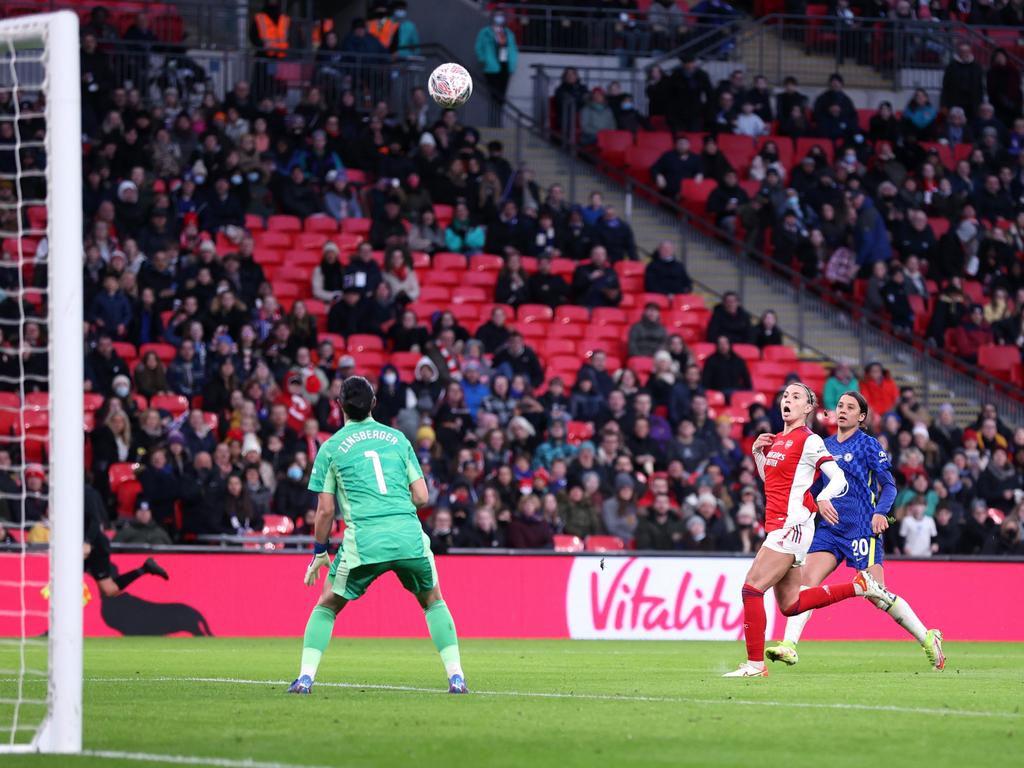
[288,376,467,695]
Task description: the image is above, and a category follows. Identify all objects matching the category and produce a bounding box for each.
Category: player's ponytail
[842,390,869,426]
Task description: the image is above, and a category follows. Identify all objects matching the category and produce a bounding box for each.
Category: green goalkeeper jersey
[308,418,425,568]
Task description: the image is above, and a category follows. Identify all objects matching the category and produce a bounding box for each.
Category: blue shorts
[807,527,884,570]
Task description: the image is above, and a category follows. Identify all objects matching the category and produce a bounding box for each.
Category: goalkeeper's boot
[923,629,945,671]
[287,675,314,695]
[143,558,169,580]
[447,674,468,694]
[853,570,894,608]
[722,662,768,678]
[764,640,799,666]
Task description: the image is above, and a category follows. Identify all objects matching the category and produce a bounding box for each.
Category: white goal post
[0,10,83,754]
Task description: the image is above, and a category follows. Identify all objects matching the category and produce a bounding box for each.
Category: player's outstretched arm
[304,492,336,587]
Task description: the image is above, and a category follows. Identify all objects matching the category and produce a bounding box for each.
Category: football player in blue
[765,391,945,670]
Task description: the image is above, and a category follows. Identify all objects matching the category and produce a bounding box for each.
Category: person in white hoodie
[734,100,767,137]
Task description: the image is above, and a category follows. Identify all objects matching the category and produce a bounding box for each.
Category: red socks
[741,583,766,662]
[782,583,857,616]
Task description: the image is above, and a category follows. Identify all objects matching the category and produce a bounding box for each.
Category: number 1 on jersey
[364,450,388,494]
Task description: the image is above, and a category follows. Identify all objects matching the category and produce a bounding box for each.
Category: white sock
[299,649,322,680]
[881,595,928,643]
[783,586,812,644]
[749,660,765,670]
[444,660,464,678]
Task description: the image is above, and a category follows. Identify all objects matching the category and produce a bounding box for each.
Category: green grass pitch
[2,638,1022,767]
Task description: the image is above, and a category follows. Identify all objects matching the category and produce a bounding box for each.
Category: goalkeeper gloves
[304,542,330,587]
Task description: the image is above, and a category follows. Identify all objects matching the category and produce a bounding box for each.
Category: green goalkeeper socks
[299,605,337,680]
[424,600,463,678]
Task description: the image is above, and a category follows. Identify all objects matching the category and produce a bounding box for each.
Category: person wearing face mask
[274,462,315,519]
[475,10,518,115]
[390,1,420,59]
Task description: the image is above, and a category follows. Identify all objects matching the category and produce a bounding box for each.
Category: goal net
[0,11,83,754]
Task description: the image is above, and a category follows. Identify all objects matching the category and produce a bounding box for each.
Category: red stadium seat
[517,304,555,323]
[592,307,627,326]
[267,214,302,232]
[150,394,189,417]
[566,420,594,444]
[139,343,176,364]
[451,286,487,304]
[554,305,590,325]
[432,252,467,271]
[340,218,372,236]
[691,342,715,364]
[596,129,634,166]
[553,535,585,553]
[256,231,292,250]
[978,345,1020,376]
[469,254,503,272]
[731,390,769,409]
[584,535,625,552]
[304,215,338,233]
[704,389,726,408]
[717,134,759,174]
[347,334,384,353]
[733,343,761,361]
[762,345,797,362]
[262,514,296,536]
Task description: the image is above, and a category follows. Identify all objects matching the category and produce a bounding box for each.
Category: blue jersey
[813,430,896,539]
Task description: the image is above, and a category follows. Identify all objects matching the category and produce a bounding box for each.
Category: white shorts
[763,517,815,565]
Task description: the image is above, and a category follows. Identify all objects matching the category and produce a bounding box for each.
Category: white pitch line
[79,749,335,768]
[77,675,1022,720]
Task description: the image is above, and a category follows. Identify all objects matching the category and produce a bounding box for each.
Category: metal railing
[650,14,1024,90]
[496,93,1024,422]
[69,41,428,117]
[503,2,744,58]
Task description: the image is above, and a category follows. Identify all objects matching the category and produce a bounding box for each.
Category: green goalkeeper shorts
[328,552,437,601]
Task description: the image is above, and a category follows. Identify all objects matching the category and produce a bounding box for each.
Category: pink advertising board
[1,553,1020,641]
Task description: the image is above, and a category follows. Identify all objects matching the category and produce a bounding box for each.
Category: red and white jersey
[761,426,834,532]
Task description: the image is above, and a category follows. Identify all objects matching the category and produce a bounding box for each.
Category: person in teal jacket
[443,201,485,255]
[474,10,517,108]
[391,1,420,59]
[823,360,860,411]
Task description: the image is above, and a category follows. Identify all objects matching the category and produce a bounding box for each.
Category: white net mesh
[0,22,56,748]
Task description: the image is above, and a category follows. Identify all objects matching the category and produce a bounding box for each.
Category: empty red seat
[584,535,625,552]
[717,134,759,173]
[150,393,189,417]
[596,129,634,165]
[592,307,627,326]
[433,252,467,271]
[267,214,302,232]
[256,231,292,250]
[452,286,487,304]
[340,218,371,236]
[978,345,1020,375]
[293,232,328,250]
[733,343,761,361]
[469,254,503,272]
[517,304,555,323]
[347,334,384,353]
[553,534,584,552]
[691,342,715,364]
[419,286,451,302]
[304,215,338,233]
[262,514,296,536]
[731,390,769,409]
[566,420,594,444]
[762,345,797,362]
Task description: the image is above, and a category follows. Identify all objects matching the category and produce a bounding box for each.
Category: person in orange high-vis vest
[253,3,290,59]
[366,4,398,50]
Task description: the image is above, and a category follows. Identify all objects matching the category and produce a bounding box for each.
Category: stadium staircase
[487,116,1023,424]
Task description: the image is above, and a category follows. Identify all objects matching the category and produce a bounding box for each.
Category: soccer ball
[428,63,473,109]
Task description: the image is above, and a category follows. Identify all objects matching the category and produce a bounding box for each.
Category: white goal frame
[0,10,83,754]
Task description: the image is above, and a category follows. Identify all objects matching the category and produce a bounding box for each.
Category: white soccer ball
[428,63,473,109]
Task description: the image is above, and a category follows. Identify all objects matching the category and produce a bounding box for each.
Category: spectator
[668,56,713,133]
[475,10,517,111]
[882,266,914,333]
[133,351,168,400]
[578,88,616,148]
[475,306,511,355]
[601,473,638,544]
[701,336,752,396]
[114,500,173,545]
[382,248,420,305]
[443,200,486,255]
[824,361,859,411]
[753,310,782,349]
[634,494,684,550]
[627,303,669,358]
[494,250,530,307]
[457,506,507,548]
[705,291,753,344]
[706,169,748,236]
[734,101,767,137]
[644,240,693,295]
[572,245,621,308]
[941,42,985,119]
[527,254,570,307]
[812,73,857,132]
[492,332,543,388]
[594,205,637,262]
[988,49,1023,130]
[952,304,993,364]
[506,494,552,549]
[982,516,1024,556]
[652,136,703,199]
[899,496,936,557]
[861,362,899,419]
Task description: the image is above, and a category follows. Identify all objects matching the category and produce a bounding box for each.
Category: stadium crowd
[0,3,1021,558]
